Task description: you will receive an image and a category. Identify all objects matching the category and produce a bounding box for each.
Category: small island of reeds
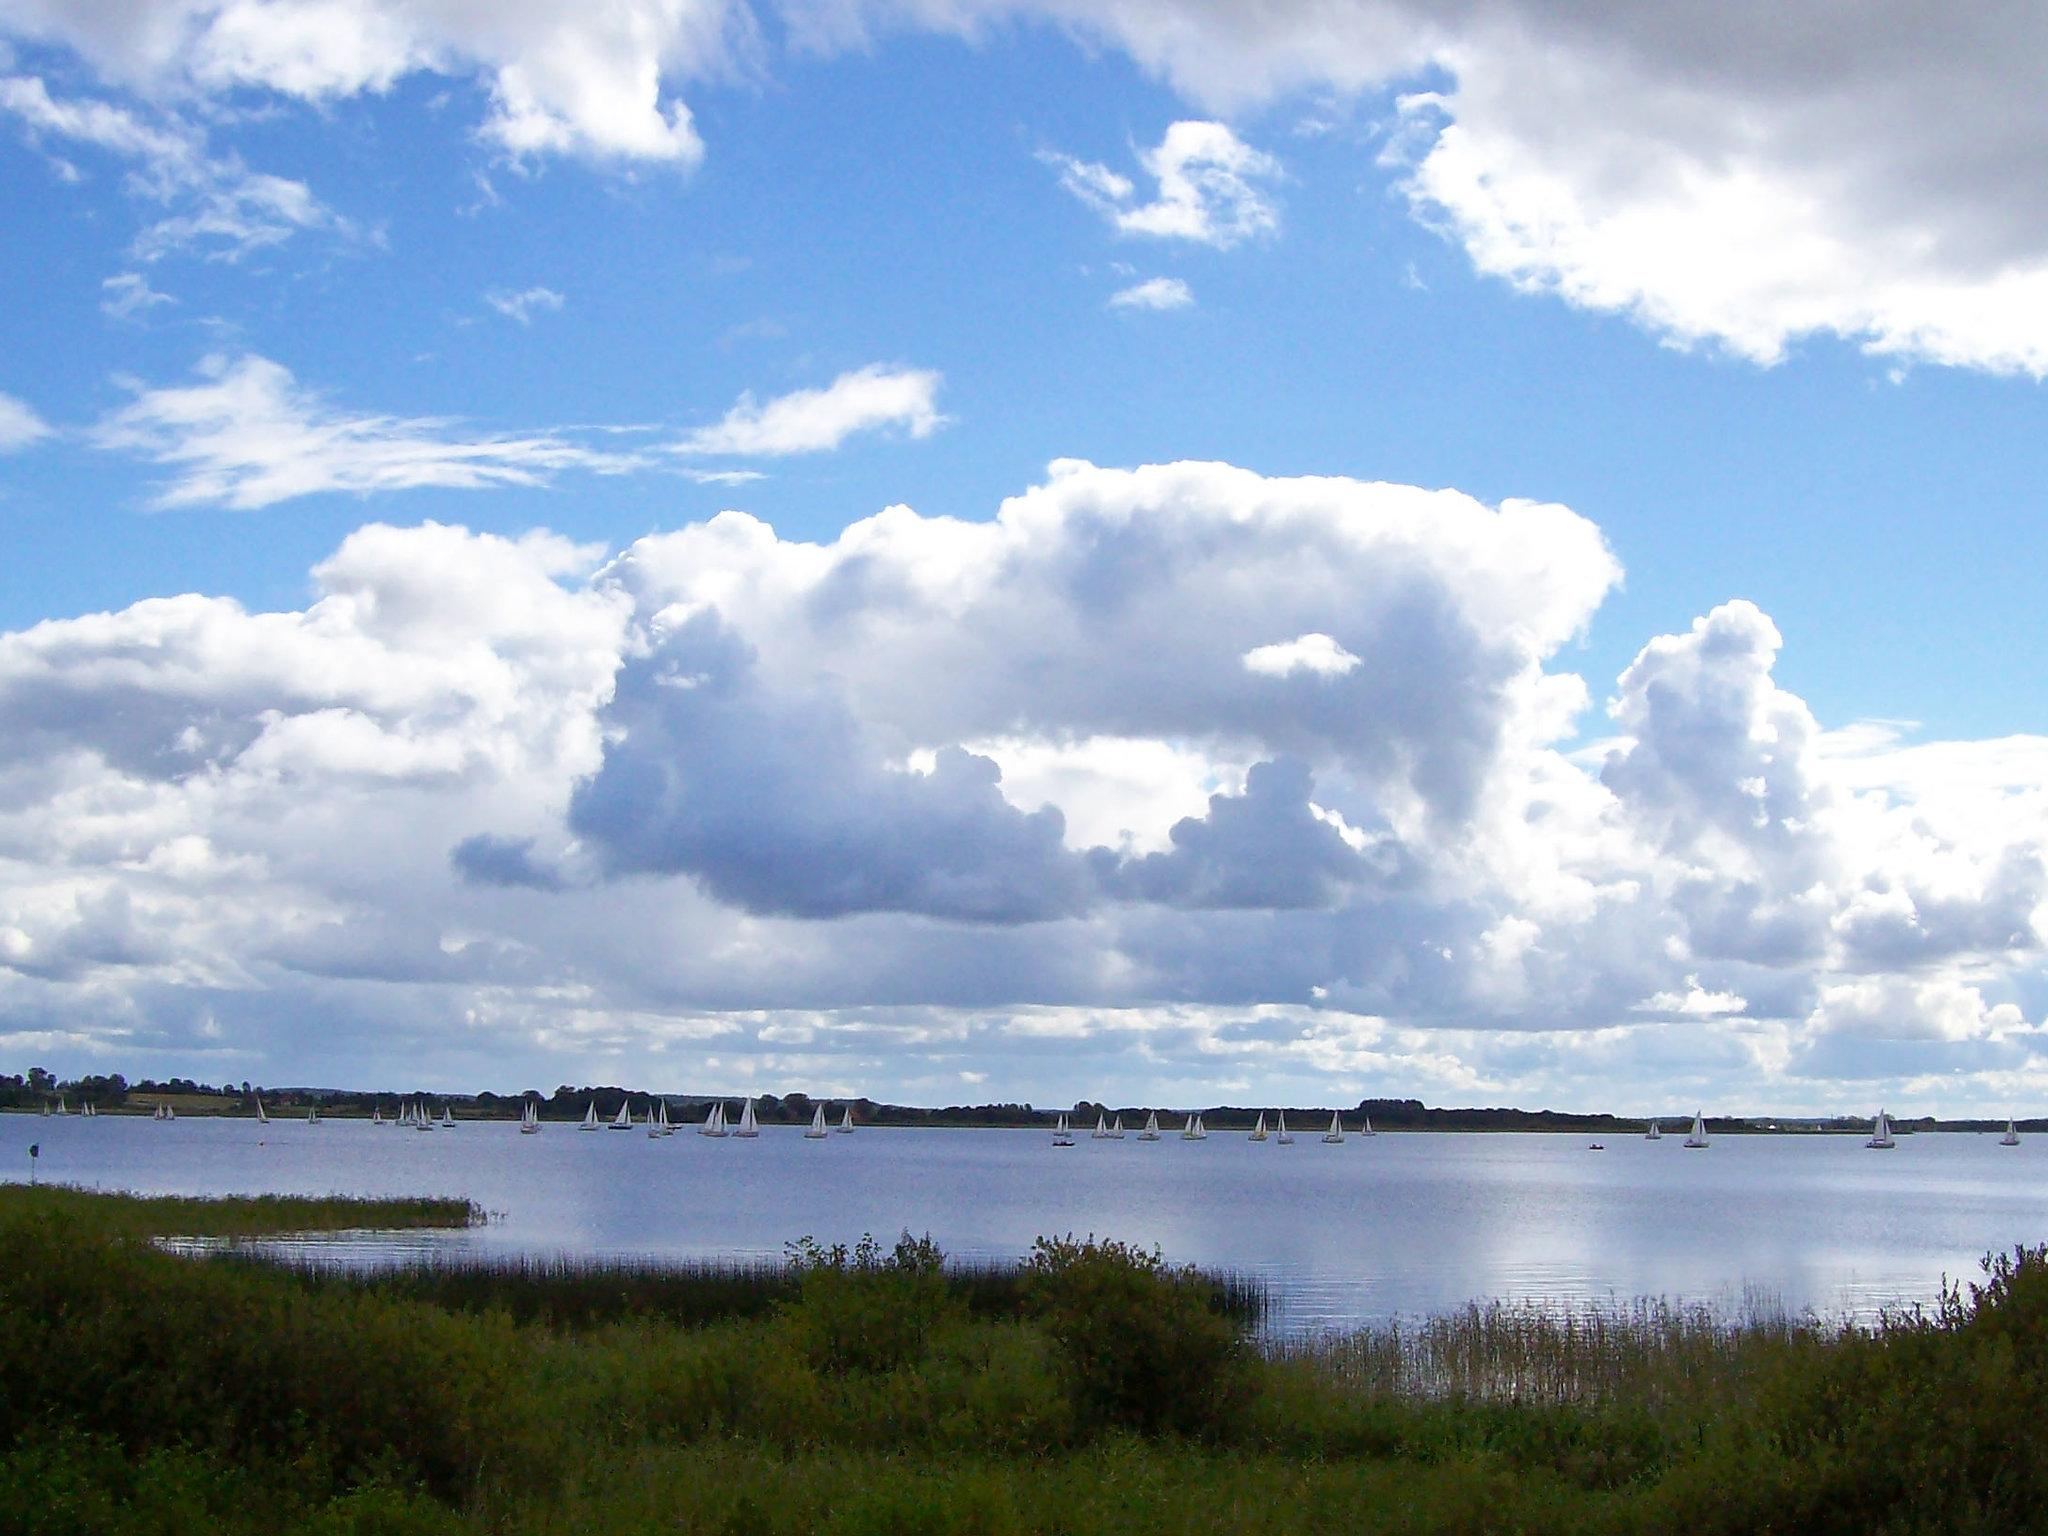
[3,1184,2045,1532]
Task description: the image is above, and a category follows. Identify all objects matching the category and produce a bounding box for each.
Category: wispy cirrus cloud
[93,354,650,510]
[100,271,174,322]
[0,72,350,261]
[1109,276,1193,311]
[486,286,566,324]
[1045,122,1281,248]
[0,391,51,451]
[672,365,946,458]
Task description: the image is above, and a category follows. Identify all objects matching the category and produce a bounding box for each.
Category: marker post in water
[27,1143,38,1186]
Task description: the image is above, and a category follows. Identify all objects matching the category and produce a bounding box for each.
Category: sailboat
[440,1105,456,1128]
[1276,1110,1293,1145]
[580,1102,601,1131]
[255,1094,268,1125]
[414,1101,433,1130]
[837,1106,854,1134]
[1865,1109,1896,1150]
[2002,1118,2021,1147]
[1182,1112,1207,1140]
[701,1102,727,1137]
[1092,1113,1111,1139]
[520,1099,541,1134]
[40,1099,50,1117]
[81,1102,93,1118]
[609,1100,633,1131]
[734,1099,760,1138]
[1138,1110,1162,1142]
[1683,1111,1709,1149]
[55,1097,67,1116]
[1052,1112,1075,1147]
[151,1102,167,1121]
[371,1105,385,1126]
[1322,1111,1345,1144]
[1109,1114,1124,1139]
[1645,1119,1662,1141]
[1359,1114,1376,1138]
[657,1100,675,1137]
[806,1105,829,1139]
[1249,1112,1268,1142]
[307,1103,321,1125]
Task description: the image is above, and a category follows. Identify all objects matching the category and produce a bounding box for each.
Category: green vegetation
[4,1185,2048,1532]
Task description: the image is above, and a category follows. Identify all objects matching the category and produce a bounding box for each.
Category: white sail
[308,1103,320,1124]
[806,1105,828,1139]
[1645,1119,1661,1141]
[1180,1112,1200,1140]
[837,1106,854,1133]
[701,1101,726,1137]
[165,1103,175,1120]
[1866,1109,1896,1150]
[1360,1115,1376,1138]
[610,1100,632,1130]
[441,1105,455,1127]
[735,1098,759,1137]
[581,1102,600,1130]
[1322,1111,1345,1144]
[55,1097,67,1116]
[1683,1111,1709,1148]
[255,1094,268,1125]
[1139,1110,1161,1141]
[520,1099,541,1134]
[2002,1118,2021,1146]
[1276,1110,1292,1145]
[1110,1114,1124,1139]
[1250,1111,1267,1142]
[371,1106,383,1125]
[1093,1113,1110,1139]
[1052,1112,1074,1146]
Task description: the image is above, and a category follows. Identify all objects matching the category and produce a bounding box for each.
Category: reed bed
[1276,1293,1819,1411]
[223,1244,1269,1332]
[0,1182,482,1239]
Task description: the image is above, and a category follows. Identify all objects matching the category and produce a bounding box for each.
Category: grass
[228,1244,1269,1333]
[4,1185,2048,1532]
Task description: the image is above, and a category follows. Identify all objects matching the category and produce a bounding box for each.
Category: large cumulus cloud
[1,460,2045,1109]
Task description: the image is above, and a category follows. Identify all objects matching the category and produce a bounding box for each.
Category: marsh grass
[6,1186,2048,1534]
[0,1182,482,1239]
[1278,1293,1817,1411]
[223,1240,1268,1333]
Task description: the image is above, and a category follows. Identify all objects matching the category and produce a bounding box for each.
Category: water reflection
[16,1116,2047,1331]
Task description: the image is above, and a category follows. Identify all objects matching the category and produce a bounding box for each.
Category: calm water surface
[9,1114,2046,1331]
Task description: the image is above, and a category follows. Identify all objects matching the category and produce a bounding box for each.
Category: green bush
[1022,1235,1251,1439]
[779,1232,961,1376]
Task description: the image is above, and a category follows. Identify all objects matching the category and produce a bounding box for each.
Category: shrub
[1021,1235,1250,1439]
[779,1232,961,1376]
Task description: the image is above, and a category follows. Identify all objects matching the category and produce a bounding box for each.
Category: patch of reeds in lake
[223,1245,1270,1331]
[1275,1291,1819,1410]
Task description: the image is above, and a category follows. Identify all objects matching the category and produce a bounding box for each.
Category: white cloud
[1046,121,1281,247]
[1108,275,1193,311]
[486,286,565,324]
[100,271,174,322]
[1243,632,1361,679]
[0,391,50,450]
[0,0,735,165]
[0,458,2045,1107]
[0,71,350,260]
[92,354,651,510]
[672,365,946,457]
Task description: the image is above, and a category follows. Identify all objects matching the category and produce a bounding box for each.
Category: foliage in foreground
[4,1185,2048,1533]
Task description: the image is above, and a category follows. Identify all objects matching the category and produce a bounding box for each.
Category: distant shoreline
[1,1080,2029,1137]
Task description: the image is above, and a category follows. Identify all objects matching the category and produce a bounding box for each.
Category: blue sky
[3,2,2048,1110]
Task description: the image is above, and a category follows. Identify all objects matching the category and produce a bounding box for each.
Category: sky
[3,1,2048,1112]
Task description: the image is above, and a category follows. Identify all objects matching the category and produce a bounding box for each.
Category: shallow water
[10,1113,2046,1331]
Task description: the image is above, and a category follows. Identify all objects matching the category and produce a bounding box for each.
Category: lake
[8,1113,2045,1332]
